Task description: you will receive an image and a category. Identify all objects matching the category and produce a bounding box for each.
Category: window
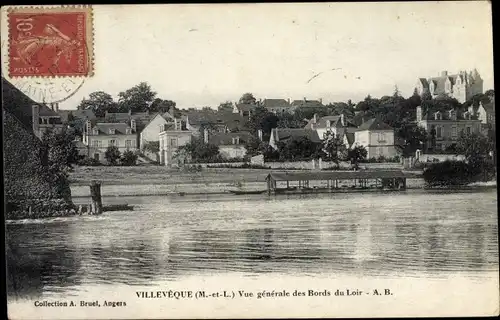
[378,133,386,142]
[109,139,116,147]
[436,126,442,139]
[91,140,99,148]
[92,128,99,135]
[451,126,457,138]
[126,128,132,134]
[93,153,100,161]
[170,138,178,147]
[232,137,240,145]
[466,127,471,135]
[435,113,442,120]
[109,128,115,134]
[125,140,132,148]
[326,120,331,127]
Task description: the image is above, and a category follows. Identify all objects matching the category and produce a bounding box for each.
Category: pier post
[90,181,103,215]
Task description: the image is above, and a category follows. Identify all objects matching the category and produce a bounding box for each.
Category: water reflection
[6,190,499,299]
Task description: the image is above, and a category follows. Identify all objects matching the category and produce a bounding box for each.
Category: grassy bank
[69,165,423,186]
[69,165,271,186]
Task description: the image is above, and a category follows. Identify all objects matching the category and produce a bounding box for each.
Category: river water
[6,189,499,317]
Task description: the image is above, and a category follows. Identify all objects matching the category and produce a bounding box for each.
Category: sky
[1,2,494,110]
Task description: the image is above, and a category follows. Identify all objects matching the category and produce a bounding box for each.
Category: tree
[322,131,347,163]
[77,91,118,117]
[218,101,234,113]
[239,93,257,104]
[456,132,493,165]
[150,98,176,114]
[244,135,262,157]
[347,145,368,168]
[277,136,324,161]
[121,150,138,166]
[247,106,279,140]
[41,128,80,175]
[175,138,221,163]
[118,82,157,113]
[397,124,427,157]
[142,141,160,154]
[104,145,121,165]
[421,90,432,101]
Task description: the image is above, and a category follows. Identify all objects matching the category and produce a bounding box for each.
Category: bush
[423,160,476,187]
[77,157,101,166]
[206,163,271,169]
[104,146,121,165]
[121,150,138,166]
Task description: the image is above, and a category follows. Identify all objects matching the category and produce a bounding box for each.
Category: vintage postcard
[2,2,498,319]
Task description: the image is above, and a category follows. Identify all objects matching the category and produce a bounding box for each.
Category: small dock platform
[265,170,411,195]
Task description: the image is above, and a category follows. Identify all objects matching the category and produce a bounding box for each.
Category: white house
[206,130,253,159]
[304,113,357,144]
[83,119,139,163]
[159,119,192,167]
[140,111,176,148]
[354,118,396,159]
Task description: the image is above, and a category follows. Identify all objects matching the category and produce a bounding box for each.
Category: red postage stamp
[8,6,93,77]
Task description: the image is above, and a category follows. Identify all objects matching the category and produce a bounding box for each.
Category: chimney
[416,106,422,122]
[130,119,136,131]
[54,103,59,112]
[287,98,290,104]
[313,113,318,123]
[340,114,345,126]
[32,105,40,135]
[204,128,209,143]
[174,118,178,130]
[257,129,263,141]
[303,97,307,102]
[440,71,448,77]
[319,98,323,104]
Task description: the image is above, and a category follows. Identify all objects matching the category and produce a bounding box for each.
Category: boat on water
[102,204,134,211]
[229,190,267,195]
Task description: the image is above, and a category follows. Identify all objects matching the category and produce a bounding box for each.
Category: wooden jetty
[265,170,410,196]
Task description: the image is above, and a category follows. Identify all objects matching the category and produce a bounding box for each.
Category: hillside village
[10,69,497,169]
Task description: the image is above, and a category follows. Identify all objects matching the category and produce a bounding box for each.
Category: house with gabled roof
[205,130,253,159]
[354,118,397,159]
[415,69,483,103]
[468,97,495,132]
[82,119,139,163]
[159,120,192,167]
[416,105,482,152]
[184,110,246,136]
[291,98,324,110]
[233,103,256,118]
[140,111,177,148]
[304,113,358,145]
[269,128,321,150]
[261,98,293,114]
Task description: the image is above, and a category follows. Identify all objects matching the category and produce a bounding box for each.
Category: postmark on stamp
[7,6,93,78]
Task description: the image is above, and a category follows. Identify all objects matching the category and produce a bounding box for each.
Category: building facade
[207,131,253,159]
[304,113,358,143]
[32,104,65,138]
[354,118,397,159]
[416,106,482,152]
[83,119,139,162]
[139,112,176,147]
[159,121,192,167]
[415,69,483,103]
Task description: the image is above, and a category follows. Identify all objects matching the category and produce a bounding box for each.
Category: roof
[265,170,411,182]
[344,132,355,146]
[305,115,341,129]
[2,78,62,129]
[235,103,256,112]
[104,111,155,123]
[357,118,393,131]
[209,131,253,146]
[291,99,324,108]
[186,110,246,130]
[58,109,96,122]
[418,78,429,87]
[273,128,321,143]
[92,123,134,135]
[261,99,291,109]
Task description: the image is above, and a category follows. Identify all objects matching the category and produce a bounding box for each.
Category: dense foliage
[104,145,121,165]
[423,160,476,186]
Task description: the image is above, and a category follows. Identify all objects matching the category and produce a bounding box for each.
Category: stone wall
[4,109,74,219]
